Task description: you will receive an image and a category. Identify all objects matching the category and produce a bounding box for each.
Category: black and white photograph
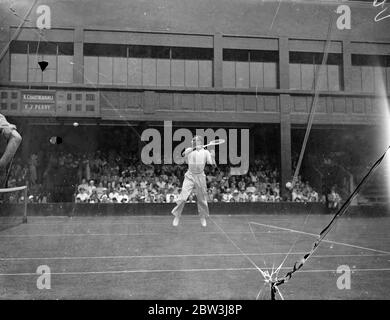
[0,0,389,307]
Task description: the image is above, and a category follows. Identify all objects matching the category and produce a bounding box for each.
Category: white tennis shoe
[172,216,180,227]
[200,217,207,227]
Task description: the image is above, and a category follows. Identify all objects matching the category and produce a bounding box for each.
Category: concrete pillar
[213,33,223,88]
[280,94,292,199]
[73,27,84,84]
[278,37,292,199]
[278,37,290,90]
[342,40,352,92]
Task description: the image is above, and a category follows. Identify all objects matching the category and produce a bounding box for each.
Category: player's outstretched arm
[0,127,22,169]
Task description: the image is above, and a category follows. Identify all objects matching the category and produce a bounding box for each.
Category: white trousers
[171,171,209,218]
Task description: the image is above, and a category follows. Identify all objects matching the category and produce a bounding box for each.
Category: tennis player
[171,135,215,227]
[0,113,22,179]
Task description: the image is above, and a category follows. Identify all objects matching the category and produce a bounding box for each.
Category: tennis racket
[202,138,225,148]
[182,139,226,156]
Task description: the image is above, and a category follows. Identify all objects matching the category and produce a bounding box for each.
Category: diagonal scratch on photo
[0,0,389,302]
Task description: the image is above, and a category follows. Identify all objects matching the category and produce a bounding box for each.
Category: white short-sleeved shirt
[185,148,213,174]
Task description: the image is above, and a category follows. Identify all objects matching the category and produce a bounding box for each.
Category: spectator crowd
[3,149,341,207]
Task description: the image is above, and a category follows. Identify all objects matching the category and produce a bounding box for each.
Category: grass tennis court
[0,213,389,300]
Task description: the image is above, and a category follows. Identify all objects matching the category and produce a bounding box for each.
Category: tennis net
[0,186,28,231]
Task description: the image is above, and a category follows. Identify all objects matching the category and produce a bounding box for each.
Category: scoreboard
[0,89,100,118]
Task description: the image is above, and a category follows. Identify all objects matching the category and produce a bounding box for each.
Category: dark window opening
[171,47,213,60]
[250,50,279,62]
[10,41,28,54]
[223,49,249,62]
[290,52,342,65]
[84,43,127,57]
[352,54,390,67]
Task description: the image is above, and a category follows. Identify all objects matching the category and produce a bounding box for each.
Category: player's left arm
[0,124,22,169]
[181,147,193,164]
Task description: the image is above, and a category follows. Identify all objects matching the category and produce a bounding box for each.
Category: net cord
[0,185,28,223]
[0,185,27,193]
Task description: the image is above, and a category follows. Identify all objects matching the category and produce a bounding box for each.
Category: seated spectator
[238,179,245,191]
[112,197,119,203]
[259,191,268,202]
[328,186,342,211]
[247,191,255,202]
[232,189,240,202]
[267,190,276,202]
[86,180,96,196]
[309,189,319,202]
[238,190,248,202]
[165,188,175,203]
[156,177,166,189]
[188,193,196,203]
[246,183,257,194]
[89,190,99,203]
[206,189,213,202]
[109,187,120,202]
[78,178,89,193]
[292,187,304,202]
[222,189,232,202]
[119,188,129,203]
[76,187,89,203]
[96,182,106,199]
[100,194,110,203]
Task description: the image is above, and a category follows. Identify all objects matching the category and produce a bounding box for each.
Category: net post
[23,187,27,223]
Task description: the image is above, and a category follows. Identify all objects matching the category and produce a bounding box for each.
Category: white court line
[0,231,288,238]
[0,267,389,277]
[0,252,388,261]
[249,221,390,255]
